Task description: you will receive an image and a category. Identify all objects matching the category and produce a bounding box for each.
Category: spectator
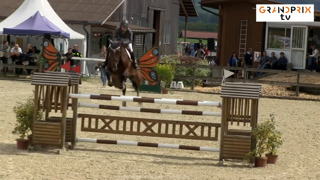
[25,43,35,78]
[1,41,10,76]
[63,48,74,65]
[72,44,82,66]
[244,48,254,78]
[210,56,217,66]
[228,52,238,67]
[204,45,210,57]
[244,48,253,68]
[274,52,288,70]
[307,45,319,70]
[257,51,270,76]
[96,45,107,87]
[228,52,238,78]
[236,58,245,78]
[10,44,23,76]
[33,46,40,54]
[185,44,191,56]
[265,52,278,69]
[311,56,320,72]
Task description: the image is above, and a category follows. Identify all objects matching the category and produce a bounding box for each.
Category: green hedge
[160,55,211,87]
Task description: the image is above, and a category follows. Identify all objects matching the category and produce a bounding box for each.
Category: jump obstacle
[30,72,261,163]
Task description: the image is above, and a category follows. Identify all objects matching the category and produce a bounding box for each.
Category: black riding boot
[130,51,138,69]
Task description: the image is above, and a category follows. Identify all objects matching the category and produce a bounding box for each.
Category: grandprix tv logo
[256,4,314,22]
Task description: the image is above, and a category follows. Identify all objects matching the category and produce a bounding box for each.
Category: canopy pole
[1,35,4,49]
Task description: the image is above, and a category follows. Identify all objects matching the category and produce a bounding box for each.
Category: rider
[195,39,204,58]
[115,20,138,69]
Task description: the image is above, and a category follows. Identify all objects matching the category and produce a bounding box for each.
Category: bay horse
[105,40,142,106]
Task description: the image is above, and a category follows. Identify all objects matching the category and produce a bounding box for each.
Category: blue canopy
[3,11,70,38]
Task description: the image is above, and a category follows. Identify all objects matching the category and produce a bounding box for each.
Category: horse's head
[108,40,121,72]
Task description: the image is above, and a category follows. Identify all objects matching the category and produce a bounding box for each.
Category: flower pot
[16,138,29,150]
[266,154,278,164]
[162,88,169,94]
[255,157,267,167]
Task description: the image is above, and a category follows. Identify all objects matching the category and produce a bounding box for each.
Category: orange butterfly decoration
[138,47,159,85]
[42,40,60,72]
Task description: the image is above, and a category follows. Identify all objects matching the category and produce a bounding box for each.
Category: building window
[134,34,144,45]
[267,27,291,49]
[164,23,171,44]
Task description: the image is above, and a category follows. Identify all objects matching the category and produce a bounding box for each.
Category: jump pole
[69,93,222,107]
[78,102,222,116]
[77,138,219,152]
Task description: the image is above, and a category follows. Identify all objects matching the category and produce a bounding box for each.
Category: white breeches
[128,43,133,52]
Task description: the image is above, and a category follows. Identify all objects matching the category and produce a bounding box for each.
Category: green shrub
[159,55,212,87]
[156,64,175,87]
[12,98,43,139]
[246,114,283,161]
[159,55,181,64]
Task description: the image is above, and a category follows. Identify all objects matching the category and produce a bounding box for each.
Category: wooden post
[71,85,79,149]
[61,86,68,150]
[219,98,227,162]
[296,73,300,96]
[32,85,40,145]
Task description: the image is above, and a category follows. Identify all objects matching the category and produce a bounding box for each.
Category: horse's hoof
[108,82,113,87]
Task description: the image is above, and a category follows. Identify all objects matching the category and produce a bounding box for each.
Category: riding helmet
[120,20,129,28]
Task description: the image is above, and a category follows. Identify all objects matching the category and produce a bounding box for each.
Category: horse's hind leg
[122,84,126,107]
[130,76,142,105]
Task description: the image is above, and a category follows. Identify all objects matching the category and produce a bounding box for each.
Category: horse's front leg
[106,70,112,87]
[122,84,126,107]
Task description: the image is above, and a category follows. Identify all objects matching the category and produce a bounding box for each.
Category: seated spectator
[1,41,10,76]
[256,51,270,76]
[265,52,278,69]
[228,52,238,78]
[274,52,288,70]
[228,52,238,67]
[63,48,74,65]
[307,45,319,70]
[33,46,40,54]
[25,44,35,77]
[311,56,320,72]
[258,51,269,68]
[210,56,217,66]
[185,44,192,56]
[10,43,22,63]
[10,44,23,75]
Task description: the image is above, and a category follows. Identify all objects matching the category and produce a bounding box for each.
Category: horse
[105,40,142,106]
[195,49,205,59]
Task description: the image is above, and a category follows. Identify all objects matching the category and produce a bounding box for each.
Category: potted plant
[246,120,272,167]
[265,115,283,164]
[12,98,43,150]
[156,63,175,94]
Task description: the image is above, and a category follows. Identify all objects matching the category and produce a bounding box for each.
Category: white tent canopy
[0,0,85,40]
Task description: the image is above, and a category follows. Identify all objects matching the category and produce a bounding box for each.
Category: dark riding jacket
[115,27,133,43]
